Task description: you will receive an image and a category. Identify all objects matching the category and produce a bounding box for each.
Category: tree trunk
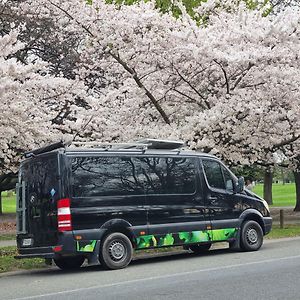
[0,191,2,215]
[293,171,300,211]
[281,168,285,185]
[264,170,273,205]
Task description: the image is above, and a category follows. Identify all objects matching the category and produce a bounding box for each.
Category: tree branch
[109,51,170,124]
[231,62,254,90]
[48,0,171,125]
[173,88,207,109]
[173,66,211,109]
[213,59,230,94]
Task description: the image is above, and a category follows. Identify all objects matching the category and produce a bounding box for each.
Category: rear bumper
[16,229,105,260]
[16,231,77,259]
[15,250,55,259]
[263,217,272,235]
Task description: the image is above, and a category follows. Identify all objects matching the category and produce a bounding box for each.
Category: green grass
[0,234,16,241]
[252,183,295,206]
[266,224,300,239]
[1,192,16,213]
[0,246,47,273]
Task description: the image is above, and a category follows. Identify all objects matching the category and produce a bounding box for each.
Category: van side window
[139,157,195,194]
[71,156,144,197]
[222,166,234,192]
[202,160,225,190]
[202,160,235,192]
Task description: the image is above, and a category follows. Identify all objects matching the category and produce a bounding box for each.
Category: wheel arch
[100,219,136,247]
[239,209,265,234]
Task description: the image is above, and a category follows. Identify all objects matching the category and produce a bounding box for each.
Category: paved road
[1,238,300,300]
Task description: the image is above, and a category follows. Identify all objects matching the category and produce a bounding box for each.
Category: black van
[15,140,272,270]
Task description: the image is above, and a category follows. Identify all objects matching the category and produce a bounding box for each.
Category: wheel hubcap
[246,228,258,244]
[109,241,126,261]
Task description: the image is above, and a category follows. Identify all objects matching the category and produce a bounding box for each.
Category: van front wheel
[99,232,133,270]
[54,256,85,270]
[241,220,263,251]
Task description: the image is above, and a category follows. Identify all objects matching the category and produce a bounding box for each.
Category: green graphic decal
[76,240,97,252]
[211,228,237,241]
[159,233,174,246]
[179,231,211,243]
[136,228,237,249]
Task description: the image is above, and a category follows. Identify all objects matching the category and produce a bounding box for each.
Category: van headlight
[263,199,270,212]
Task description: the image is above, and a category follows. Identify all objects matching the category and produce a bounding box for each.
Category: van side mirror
[236,177,245,193]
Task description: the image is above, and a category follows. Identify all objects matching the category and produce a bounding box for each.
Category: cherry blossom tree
[0,29,93,175]
[0,27,97,212]
[3,0,300,208]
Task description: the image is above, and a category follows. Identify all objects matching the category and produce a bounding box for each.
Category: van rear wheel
[99,232,133,270]
[241,220,263,251]
[189,243,211,254]
[54,256,85,270]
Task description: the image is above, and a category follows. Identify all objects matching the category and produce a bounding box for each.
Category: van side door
[201,158,240,242]
[138,156,211,248]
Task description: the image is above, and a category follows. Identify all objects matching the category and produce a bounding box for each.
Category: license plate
[22,238,33,246]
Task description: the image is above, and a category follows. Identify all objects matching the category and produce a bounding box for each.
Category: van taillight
[57,198,72,232]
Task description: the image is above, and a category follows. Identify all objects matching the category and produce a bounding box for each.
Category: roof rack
[72,139,184,150]
[24,141,70,158]
[24,139,185,158]
[72,142,149,150]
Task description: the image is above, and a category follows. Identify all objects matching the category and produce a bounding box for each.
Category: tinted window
[139,157,196,194]
[202,159,225,189]
[71,156,144,197]
[71,156,196,197]
[222,166,234,192]
[23,154,59,203]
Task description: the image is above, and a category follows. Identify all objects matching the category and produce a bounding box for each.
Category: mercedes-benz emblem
[30,194,36,204]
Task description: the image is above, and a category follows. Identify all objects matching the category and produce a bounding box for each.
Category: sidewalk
[270,206,300,225]
[0,240,16,247]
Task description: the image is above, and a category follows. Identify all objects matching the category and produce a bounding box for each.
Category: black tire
[54,256,85,270]
[240,220,263,251]
[99,232,133,270]
[189,243,211,254]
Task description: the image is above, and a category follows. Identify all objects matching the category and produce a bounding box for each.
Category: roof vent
[135,139,184,150]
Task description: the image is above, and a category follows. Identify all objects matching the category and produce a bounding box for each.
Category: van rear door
[17,153,60,247]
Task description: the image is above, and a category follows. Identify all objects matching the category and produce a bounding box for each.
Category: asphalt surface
[1,237,300,300]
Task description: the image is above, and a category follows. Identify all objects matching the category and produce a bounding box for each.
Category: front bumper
[263,217,272,235]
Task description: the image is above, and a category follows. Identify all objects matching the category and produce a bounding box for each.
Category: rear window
[21,154,59,201]
[71,156,196,197]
